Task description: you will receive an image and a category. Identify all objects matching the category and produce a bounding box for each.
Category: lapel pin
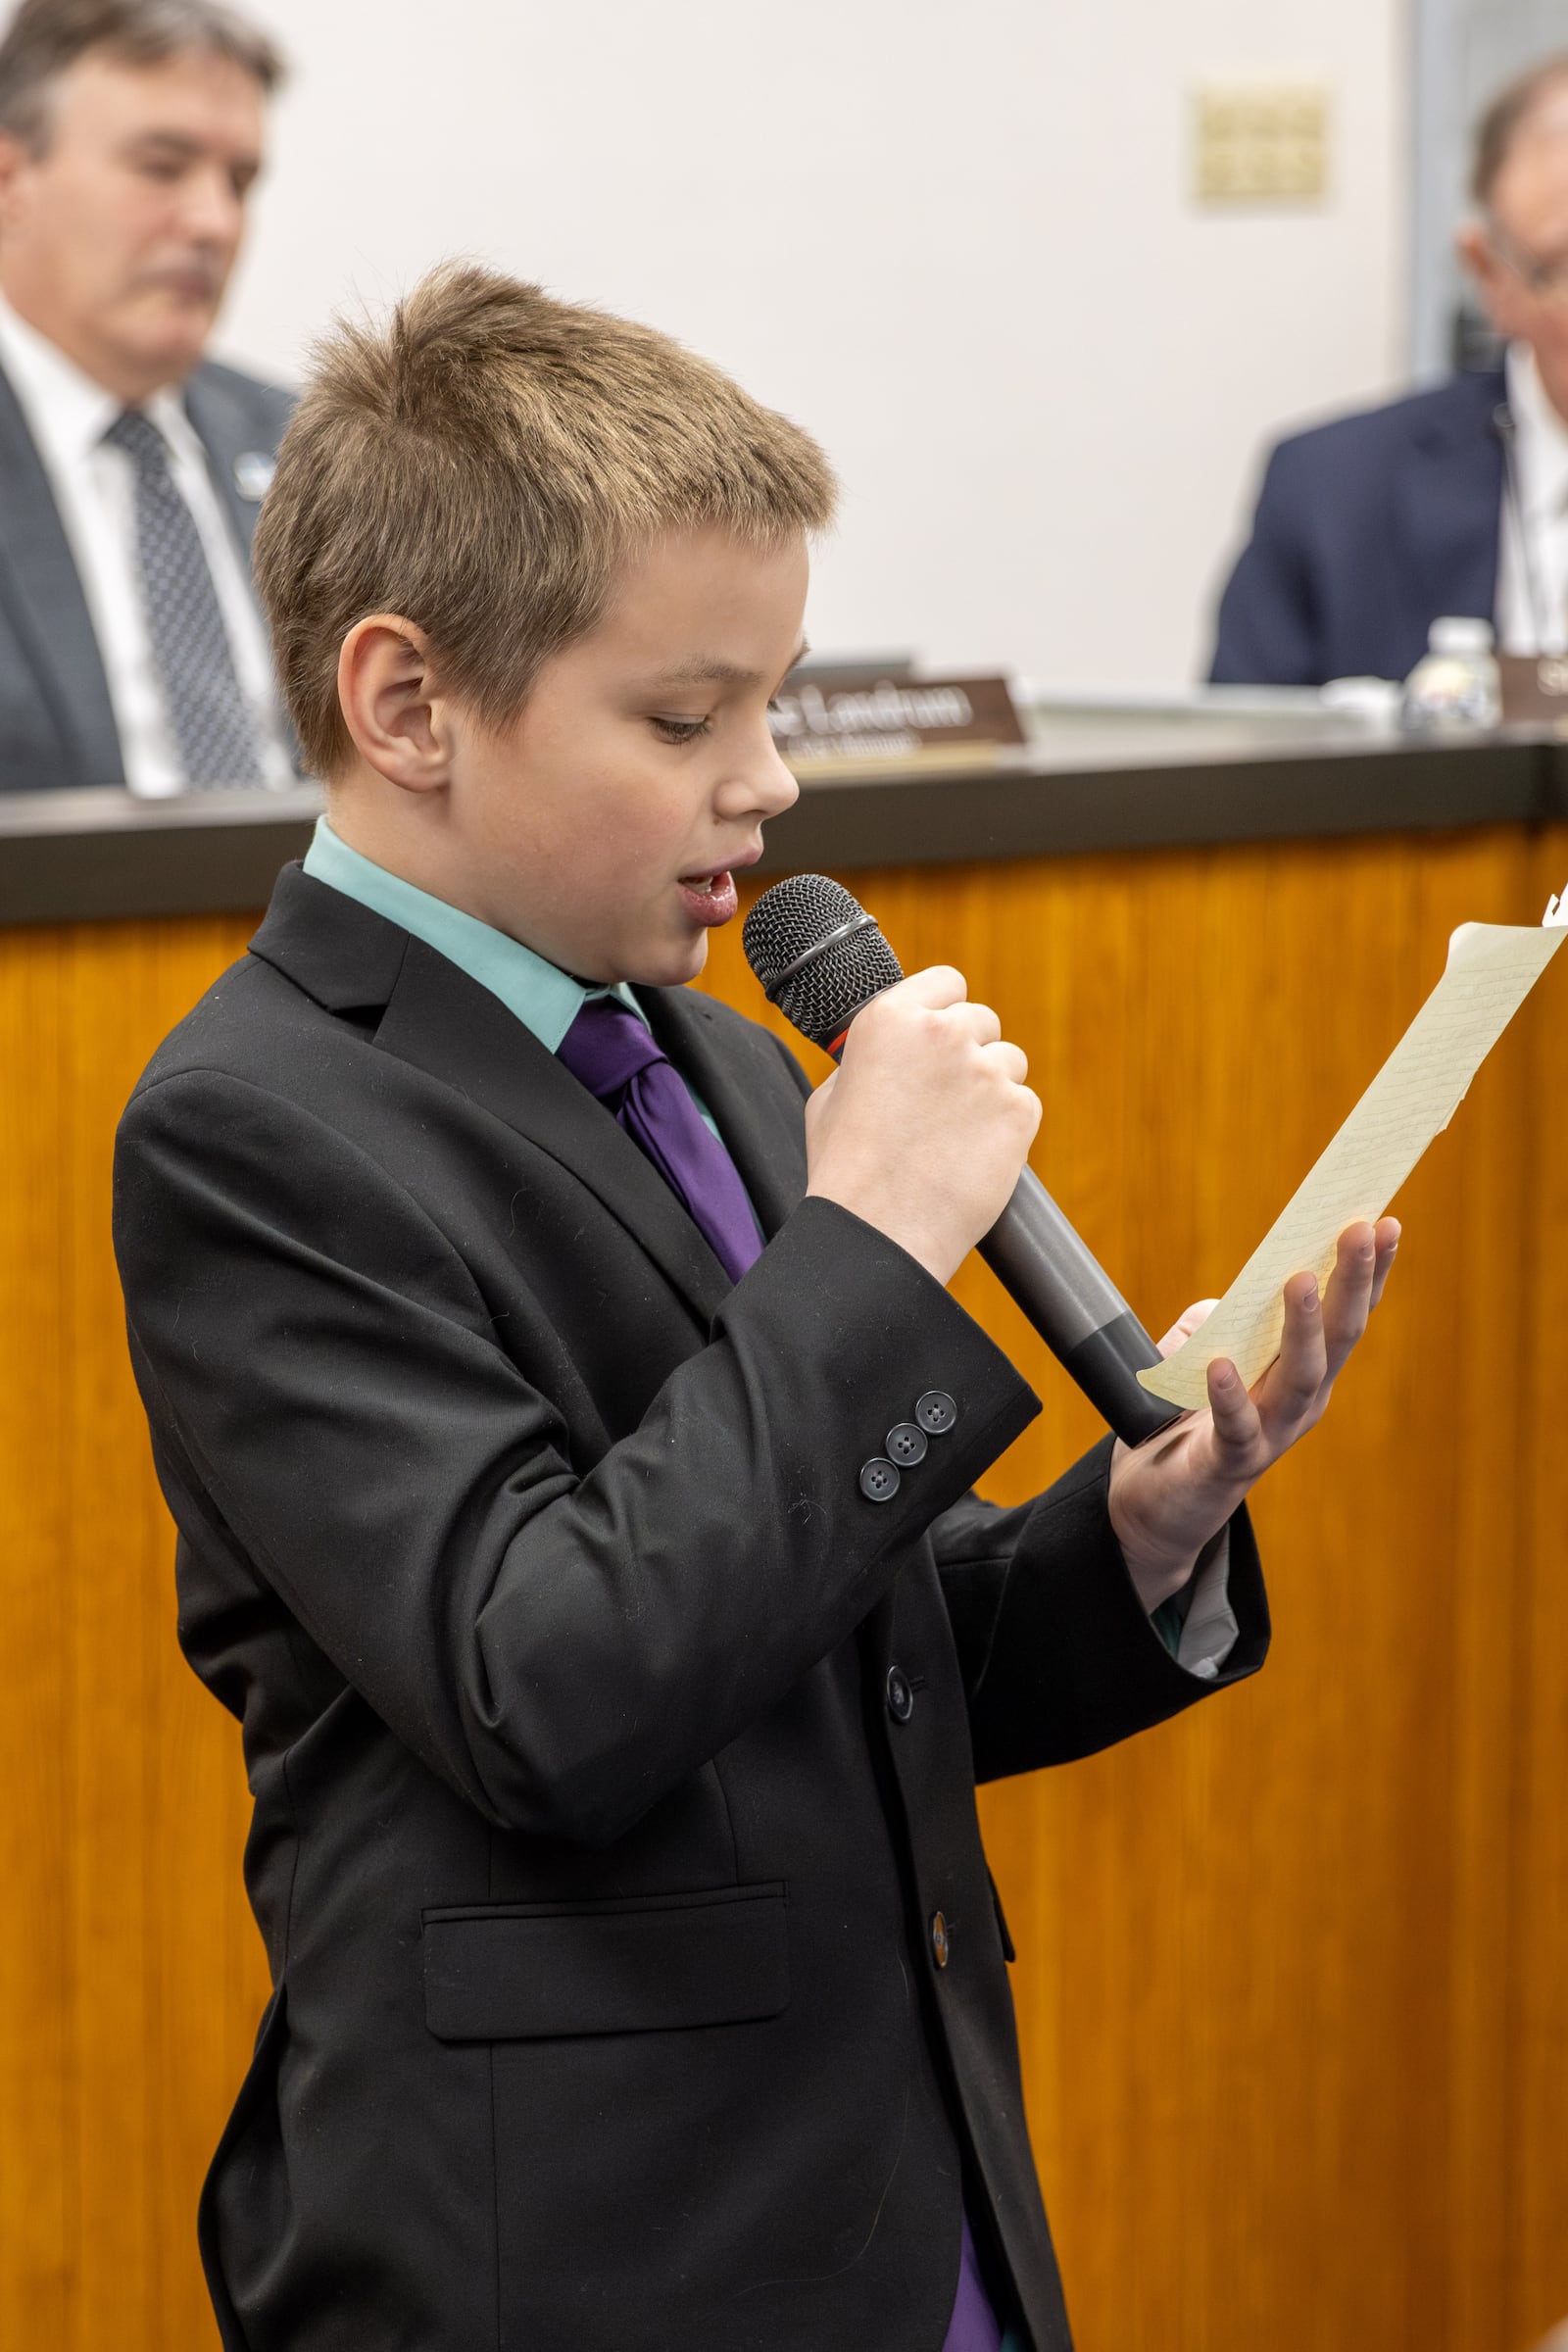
[234,450,276,501]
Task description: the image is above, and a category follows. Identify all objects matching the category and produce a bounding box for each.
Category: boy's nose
[743,737,801,820]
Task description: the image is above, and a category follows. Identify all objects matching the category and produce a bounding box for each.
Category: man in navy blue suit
[1211,53,1568,686]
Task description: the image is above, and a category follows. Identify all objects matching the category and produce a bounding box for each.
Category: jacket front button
[915,1391,957,1436]
[886,1665,914,1723]
[930,1910,951,1969]
[858,1457,901,1503]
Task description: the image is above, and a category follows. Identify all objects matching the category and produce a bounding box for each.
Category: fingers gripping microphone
[743,874,1182,1446]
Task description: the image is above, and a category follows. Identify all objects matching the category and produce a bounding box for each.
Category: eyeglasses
[1485,218,1568,304]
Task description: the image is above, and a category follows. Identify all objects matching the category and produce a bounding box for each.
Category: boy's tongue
[677,869,738,926]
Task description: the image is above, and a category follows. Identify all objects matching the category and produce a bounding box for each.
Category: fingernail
[1213,1362,1237,1392]
[1303,1280,1319,1310]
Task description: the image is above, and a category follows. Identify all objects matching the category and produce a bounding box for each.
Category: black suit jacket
[1209,368,1506,686]
[0,353,294,791]
[113,867,1270,2351]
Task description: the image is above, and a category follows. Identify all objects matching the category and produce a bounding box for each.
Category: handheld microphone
[743,873,1183,1446]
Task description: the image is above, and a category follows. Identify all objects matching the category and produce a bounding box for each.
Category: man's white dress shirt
[1496,342,1568,658]
[0,293,291,794]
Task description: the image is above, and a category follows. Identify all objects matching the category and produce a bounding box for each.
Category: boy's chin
[635,924,712,989]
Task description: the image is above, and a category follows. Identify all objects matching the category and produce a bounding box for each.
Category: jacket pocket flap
[423,1882,789,2041]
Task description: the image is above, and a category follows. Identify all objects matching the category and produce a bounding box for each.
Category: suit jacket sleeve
[934,1438,1268,1783]
[114,1066,1042,1848]
[1209,439,1326,686]
[747,1010,1269,1773]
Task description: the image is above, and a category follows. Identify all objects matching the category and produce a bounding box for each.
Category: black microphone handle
[744,883,1185,1446]
[978,1168,1182,1446]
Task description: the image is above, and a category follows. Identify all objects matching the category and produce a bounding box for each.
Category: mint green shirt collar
[301,816,644,1052]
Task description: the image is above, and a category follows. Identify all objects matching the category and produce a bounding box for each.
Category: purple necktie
[557,996,761,1284]
[944,2212,1004,2351]
[563,997,1004,2351]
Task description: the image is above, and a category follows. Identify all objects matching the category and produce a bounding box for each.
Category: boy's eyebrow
[644,639,810,694]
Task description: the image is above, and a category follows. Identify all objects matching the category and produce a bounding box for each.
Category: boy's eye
[650,715,711,745]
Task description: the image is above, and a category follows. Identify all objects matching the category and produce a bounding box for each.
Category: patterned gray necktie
[103,408,264,786]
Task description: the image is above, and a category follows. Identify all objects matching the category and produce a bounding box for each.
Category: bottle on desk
[1400,616,1502,732]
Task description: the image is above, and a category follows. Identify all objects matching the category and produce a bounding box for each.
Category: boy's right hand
[803,966,1042,1286]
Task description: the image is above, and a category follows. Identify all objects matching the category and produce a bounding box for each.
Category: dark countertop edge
[763,738,1552,873]
[0,787,324,927]
[1,741,1563,928]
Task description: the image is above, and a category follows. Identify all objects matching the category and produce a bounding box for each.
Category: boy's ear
[337,616,455,792]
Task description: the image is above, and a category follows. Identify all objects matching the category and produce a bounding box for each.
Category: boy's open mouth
[676,870,738,925]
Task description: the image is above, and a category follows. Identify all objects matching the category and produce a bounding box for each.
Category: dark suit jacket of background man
[112,866,1270,2352]
[0,355,293,791]
[1210,368,1507,687]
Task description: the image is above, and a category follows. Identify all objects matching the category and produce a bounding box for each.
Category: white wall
[220,0,1408,687]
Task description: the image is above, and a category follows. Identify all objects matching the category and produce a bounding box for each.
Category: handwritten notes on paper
[1138,904,1568,1409]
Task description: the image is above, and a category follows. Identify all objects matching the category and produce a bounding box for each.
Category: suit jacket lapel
[0,359,122,787]
[1398,369,1505,626]
[642,984,808,1239]
[250,871,735,1331]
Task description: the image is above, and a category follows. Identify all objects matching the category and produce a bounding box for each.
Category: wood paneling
[3,828,1565,2348]
[0,915,269,2350]
[1512,830,1568,2339]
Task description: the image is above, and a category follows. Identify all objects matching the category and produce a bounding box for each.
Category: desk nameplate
[1500,655,1568,730]
[770,672,1026,767]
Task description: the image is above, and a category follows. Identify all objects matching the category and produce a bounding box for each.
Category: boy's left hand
[1108,1217,1401,1612]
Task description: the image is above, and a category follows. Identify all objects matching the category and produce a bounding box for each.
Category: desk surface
[3,709,1565,926]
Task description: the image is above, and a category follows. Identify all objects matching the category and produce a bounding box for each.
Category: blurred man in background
[1210,54,1568,686]
[0,0,294,793]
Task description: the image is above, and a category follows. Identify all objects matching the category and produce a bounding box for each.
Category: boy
[113,266,1396,2351]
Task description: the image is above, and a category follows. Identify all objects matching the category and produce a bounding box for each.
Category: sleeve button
[886,1665,914,1722]
[858,1457,901,1503]
[915,1391,956,1435]
[885,1422,928,1466]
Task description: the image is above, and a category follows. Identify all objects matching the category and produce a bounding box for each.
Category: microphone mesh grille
[742,873,904,1049]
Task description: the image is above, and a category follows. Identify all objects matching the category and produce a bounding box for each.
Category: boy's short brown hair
[254,265,839,778]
